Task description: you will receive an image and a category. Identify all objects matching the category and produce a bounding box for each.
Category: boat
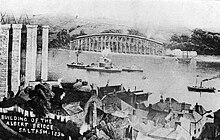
[67,62,87,69]
[122,65,144,72]
[86,66,122,73]
[187,86,215,93]
[85,56,122,73]
[177,51,192,63]
[187,77,215,93]
[67,50,87,69]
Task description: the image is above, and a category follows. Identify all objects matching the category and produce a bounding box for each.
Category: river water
[45,49,220,112]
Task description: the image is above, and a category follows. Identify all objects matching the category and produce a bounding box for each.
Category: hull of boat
[177,58,191,63]
[122,68,143,72]
[67,64,87,69]
[86,67,122,73]
[187,86,215,93]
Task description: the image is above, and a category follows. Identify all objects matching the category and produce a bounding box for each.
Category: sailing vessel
[187,76,215,93]
[177,51,192,63]
[67,50,87,69]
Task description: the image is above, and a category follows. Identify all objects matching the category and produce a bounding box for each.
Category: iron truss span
[70,33,164,56]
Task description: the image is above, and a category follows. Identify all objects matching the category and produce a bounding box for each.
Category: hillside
[30,14,191,43]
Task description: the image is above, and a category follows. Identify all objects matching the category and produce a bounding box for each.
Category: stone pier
[25,25,38,85]
[0,24,10,97]
[0,30,7,98]
[11,24,22,93]
[41,25,49,81]
[31,25,38,81]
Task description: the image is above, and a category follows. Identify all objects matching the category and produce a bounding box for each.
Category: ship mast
[200,81,203,87]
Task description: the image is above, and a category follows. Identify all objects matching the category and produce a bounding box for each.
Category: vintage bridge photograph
[0,0,220,139]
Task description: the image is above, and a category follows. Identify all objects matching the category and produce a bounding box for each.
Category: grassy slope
[30,14,191,43]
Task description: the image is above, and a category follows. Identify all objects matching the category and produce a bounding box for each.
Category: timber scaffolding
[0,23,50,99]
[70,33,165,56]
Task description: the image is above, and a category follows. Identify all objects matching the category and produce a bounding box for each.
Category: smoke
[101,48,111,57]
[202,74,220,82]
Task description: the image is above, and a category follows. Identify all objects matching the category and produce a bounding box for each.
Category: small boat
[67,50,87,69]
[122,65,143,72]
[86,66,122,73]
[187,86,215,93]
[67,62,87,69]
[85,56,122,73]
[187,77,215,93]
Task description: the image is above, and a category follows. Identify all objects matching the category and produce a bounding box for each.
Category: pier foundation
[11,24,22,93]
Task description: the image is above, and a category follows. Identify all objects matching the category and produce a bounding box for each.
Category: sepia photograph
[0,0,220,139]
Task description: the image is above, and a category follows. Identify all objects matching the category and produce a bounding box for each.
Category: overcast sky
[1,0,220,29]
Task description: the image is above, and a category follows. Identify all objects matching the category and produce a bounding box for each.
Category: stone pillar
[0,31,6,98]
[41,25,49,81]
[11,24,22,93]
[0,24,10,97]
[25,25,37,85]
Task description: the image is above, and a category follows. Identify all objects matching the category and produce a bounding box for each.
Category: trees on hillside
[168,29,220,55]
[49,29,70,48]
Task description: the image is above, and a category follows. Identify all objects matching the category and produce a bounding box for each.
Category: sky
[1,0,220,29]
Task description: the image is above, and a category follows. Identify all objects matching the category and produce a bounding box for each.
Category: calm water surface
[46,49,220,112]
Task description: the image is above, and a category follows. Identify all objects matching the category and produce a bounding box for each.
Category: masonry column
[1,24,10,96]
[41,25,49,81]
[29,25,38,82]
[0,28,7,98]
[11,24,22,93]
[25,25,35,85]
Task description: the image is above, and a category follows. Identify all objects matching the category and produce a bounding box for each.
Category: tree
[127,29,146,37]
[170,34,181,43]
[49,29,71,48]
